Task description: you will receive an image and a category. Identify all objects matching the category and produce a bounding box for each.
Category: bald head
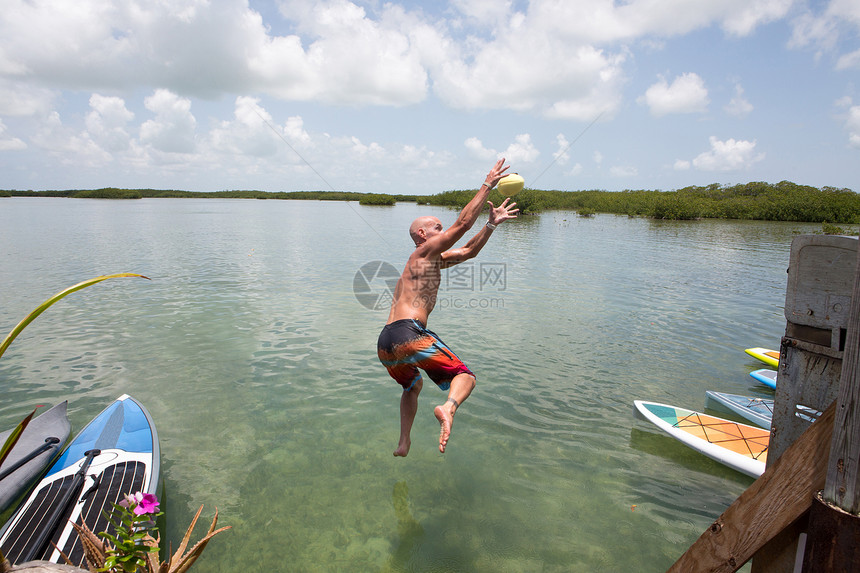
[409,216,442,246]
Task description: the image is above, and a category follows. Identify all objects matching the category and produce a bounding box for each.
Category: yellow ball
[497,173,524,197]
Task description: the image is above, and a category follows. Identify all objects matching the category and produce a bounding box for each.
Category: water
[0,198,824,571]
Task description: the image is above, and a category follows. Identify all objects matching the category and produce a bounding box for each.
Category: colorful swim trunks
[377,318,475,392]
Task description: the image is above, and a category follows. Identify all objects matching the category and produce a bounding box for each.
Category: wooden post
[822,242,860,510]
[752,236,856,572]
[802,243,860,570]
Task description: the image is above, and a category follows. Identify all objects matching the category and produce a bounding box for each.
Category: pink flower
[130,492,160,516]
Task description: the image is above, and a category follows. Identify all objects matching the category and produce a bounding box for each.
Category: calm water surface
[0,198,824,571]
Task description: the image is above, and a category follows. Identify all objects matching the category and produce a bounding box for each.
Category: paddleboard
[634,400,768,478]
[750,369,778,389]
[0,402,70,514]
[704,391,773,429]
[0,394,160,568]
[745,347,780,368]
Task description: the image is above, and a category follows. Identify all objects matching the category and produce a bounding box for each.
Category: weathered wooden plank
[667,402,835,573]
[784,236,857,332]
[822,243,860,513]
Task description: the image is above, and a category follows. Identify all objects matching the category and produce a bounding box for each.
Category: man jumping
[377,158,519,456]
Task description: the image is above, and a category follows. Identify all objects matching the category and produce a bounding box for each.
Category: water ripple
[0,201,825,571]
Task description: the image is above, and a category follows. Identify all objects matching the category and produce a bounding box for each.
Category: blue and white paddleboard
[704,391,773,429]
[0,394,160,568]
[750,369,778,389]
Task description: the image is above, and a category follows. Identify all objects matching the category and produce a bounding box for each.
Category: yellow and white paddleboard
[745,347,780,368]
[634,400,768,478]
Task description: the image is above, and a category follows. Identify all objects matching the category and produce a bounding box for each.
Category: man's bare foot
[394,438,411,457]
[434,405,454,453]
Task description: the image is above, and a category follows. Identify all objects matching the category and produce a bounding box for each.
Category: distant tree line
[417,181,860,223]
[2,188,420,202]
[2,181,858,223]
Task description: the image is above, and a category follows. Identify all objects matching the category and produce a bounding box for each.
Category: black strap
[0,437,61,482]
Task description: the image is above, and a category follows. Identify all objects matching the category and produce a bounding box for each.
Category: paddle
[19,448,101,563]
[0,436,61,482]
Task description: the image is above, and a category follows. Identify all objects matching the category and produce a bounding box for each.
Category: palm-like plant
[0,273,150,360]
[1,273,150,470]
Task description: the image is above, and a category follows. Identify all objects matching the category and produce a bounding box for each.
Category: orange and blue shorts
[377,318,475,392]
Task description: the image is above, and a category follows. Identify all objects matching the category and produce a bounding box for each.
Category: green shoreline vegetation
[2,181,859,225]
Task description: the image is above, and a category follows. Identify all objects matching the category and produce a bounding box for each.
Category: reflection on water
[0,199,824,570]
[387,481,424,571]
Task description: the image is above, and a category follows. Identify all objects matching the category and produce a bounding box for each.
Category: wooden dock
[669,235,860,572]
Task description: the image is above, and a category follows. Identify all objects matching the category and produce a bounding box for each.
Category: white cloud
[140,89,197,154]
[0,82,56,117]
[0,0,428,105]
[278,1,428,105]
[213,96,284,158]
[725,83,754,117]
[610,165,638,177]
[846,104,860,148]
[721,0,794,36]
[502,134,540,163]
[526,0,793,43]
[85,95,134,152]
[341,135,386,158]
[465,137,498,161]
[836,96,853,108]
[0,0,854,192]
[674,159,691,170]
[397,144,443,169]
[692,136,765,171]
[0,139,26,152]
[29,111,111,167]
[789,12,839,52]
[284,116,311,145]
[640,73,709,116]
[434,37,627,120]
[553,134,570,165]
[836,48,860,70]
[464,134,538,164]
[449,0,515,28]
[0,0,795,122]
[827,0,860,28]
[790,0,860,65]
[0,118,26,151]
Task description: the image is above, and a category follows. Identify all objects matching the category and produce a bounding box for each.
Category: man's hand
[485,158,510,188]
[487,198,519,226]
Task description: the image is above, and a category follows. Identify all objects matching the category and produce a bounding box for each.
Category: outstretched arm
[441,198,519,267]
[421,159,509,256]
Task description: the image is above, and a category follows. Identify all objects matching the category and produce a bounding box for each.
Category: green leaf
[0,408,36,469]
[100,532,120,544]
[0,273,150,360]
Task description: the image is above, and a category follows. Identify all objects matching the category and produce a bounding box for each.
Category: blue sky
[0,0,858,195]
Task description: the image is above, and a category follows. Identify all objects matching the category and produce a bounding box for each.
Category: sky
[0,0,858,195]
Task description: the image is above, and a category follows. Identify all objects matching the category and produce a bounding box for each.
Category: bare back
[386,248,443,325]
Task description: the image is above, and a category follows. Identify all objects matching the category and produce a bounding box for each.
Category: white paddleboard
[634,400,768,478]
